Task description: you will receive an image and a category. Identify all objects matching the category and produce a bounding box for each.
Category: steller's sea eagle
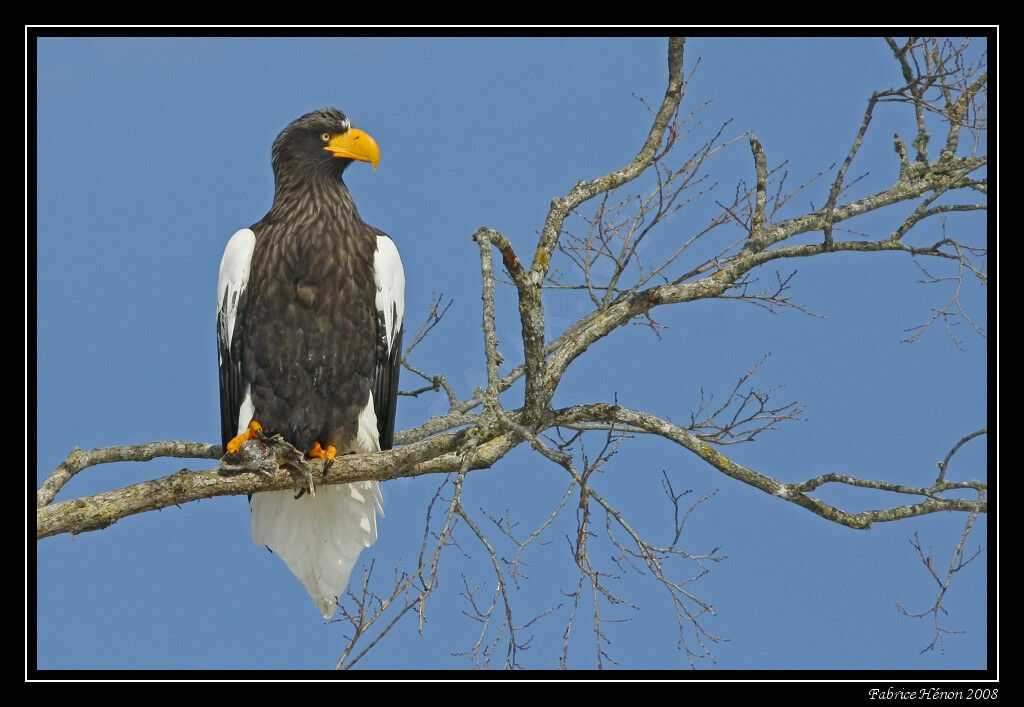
[217,108,404,618]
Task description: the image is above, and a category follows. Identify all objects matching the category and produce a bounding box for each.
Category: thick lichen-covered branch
[36,428,517,539]
[37,440,222,508]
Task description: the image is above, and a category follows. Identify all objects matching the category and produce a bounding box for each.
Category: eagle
[216,108,404,618]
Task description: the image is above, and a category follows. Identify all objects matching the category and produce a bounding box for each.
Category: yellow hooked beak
[324,128,380,170]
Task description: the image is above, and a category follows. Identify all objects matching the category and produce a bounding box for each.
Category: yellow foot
[308,441,338,461]
[226,420,263,454]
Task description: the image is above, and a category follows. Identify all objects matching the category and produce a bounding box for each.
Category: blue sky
[33,35,989,673]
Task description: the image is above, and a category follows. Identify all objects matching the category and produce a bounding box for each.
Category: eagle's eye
[320,132,331,142]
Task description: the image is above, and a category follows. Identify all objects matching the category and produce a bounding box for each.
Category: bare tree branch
[896,508,985,654]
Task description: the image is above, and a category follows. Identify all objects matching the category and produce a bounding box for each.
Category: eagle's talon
[219,428,277,480]
[226,420,263,455]
[307,442,337,494]
[308,441,338,461]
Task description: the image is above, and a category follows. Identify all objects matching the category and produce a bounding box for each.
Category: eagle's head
[270,108,380,182]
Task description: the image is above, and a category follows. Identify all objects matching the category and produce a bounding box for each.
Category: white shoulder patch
[373,234,405,350]
[217,228,256,355]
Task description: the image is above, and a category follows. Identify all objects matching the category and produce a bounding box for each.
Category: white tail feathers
[250,480,383,618]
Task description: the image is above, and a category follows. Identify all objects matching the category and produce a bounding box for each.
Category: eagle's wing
[370,229,405,451]
[217,228,256,448]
